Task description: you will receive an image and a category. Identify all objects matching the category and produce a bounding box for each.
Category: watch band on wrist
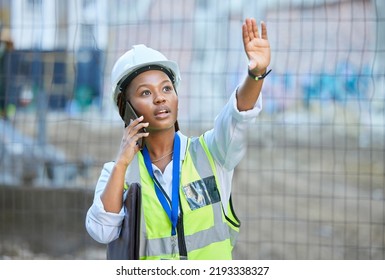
[248,69,272,81]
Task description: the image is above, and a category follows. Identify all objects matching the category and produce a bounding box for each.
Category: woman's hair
[116,92,126,121]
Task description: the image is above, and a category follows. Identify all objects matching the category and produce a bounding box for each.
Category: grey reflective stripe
[229,226,238,247]
[124,155,148,258]
[188,137,227,228]
[138,202,147,258]
[188,137,215,179]
[212,200,224,229]
[145,236,179,256]
[186,221,230,251]
[188,137,237,251]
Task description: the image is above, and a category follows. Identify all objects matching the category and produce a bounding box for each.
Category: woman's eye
[141,90,151,96]
[163,86,172,92]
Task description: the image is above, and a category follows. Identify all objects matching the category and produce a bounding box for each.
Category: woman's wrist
[248,68,271,81]
[114,159,129,171]
[249,67,267,77]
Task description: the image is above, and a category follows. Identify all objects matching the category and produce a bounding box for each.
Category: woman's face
[126,70,178,132]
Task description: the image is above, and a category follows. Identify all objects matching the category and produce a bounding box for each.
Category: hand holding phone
[124,101,147,148]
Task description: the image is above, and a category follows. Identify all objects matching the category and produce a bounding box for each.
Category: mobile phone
[124,101,147,148]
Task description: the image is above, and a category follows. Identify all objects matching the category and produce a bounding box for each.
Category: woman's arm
[101,116,148,213]
[203,18,271,170]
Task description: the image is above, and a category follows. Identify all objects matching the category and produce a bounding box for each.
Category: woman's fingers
[261,21,268,40]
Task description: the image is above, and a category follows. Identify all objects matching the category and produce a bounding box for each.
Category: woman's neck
[144,128,176,171]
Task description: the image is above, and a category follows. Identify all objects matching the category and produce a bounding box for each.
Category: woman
[86,18,271,260]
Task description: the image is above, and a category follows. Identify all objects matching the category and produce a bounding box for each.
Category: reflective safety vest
[125,135,240,260]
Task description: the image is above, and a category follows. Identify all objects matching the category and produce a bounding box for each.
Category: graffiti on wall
[261,60,372,114]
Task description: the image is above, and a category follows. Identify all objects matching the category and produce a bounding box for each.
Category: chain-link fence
[1,0,384,259]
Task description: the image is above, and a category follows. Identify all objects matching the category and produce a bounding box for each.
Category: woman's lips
[154,108,170,118]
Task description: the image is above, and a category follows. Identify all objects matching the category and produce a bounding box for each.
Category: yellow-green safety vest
[125,134,240,260]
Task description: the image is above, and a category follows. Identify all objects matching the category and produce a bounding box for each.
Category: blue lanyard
[142,133,181,236]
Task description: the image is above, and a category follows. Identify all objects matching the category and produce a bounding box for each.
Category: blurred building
[0,0,107,112]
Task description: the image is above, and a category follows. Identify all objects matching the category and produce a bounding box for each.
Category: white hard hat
[111,44,181,106]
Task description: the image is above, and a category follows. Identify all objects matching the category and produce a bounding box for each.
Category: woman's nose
[153,91,166,104]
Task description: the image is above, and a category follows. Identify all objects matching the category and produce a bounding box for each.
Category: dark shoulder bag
[106,183,141,260]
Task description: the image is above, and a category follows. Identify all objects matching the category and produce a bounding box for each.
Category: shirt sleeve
[203,90,262,213]
[204,89,262,171]
[85,162,125,244]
